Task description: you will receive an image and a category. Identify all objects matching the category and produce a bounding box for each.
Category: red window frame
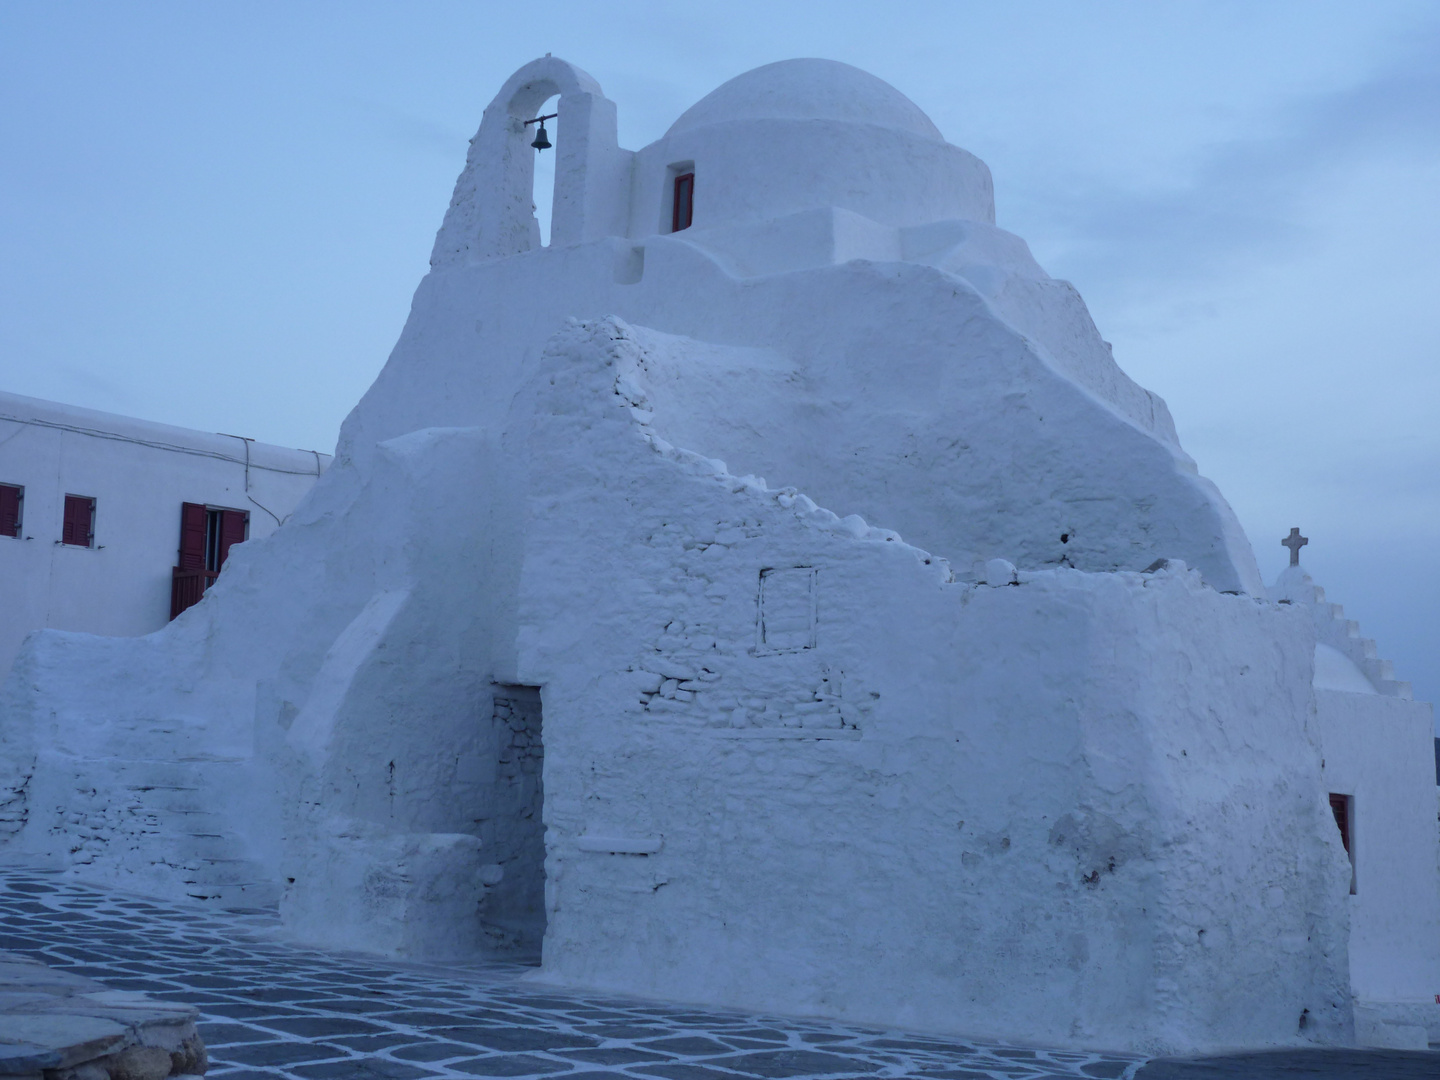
[61,494,94,547]
[672,172,694,233]
[0,483,21,538]
[1328,792,1350,853]
[1329,792,1356,894]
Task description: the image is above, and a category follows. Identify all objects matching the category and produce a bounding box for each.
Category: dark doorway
[483,684,546,957]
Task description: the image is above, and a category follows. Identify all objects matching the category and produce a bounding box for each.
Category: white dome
[666,59,944,141]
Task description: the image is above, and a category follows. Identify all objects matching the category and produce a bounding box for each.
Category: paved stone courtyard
[1,867,1436,1080]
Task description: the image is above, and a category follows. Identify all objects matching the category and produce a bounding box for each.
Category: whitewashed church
[1,57,1436,1056]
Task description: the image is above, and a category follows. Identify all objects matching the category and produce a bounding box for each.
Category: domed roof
[666,59,943,141]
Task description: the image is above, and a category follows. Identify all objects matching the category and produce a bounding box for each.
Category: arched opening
[531,94,559,247]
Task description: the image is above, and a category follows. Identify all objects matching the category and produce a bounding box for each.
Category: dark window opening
[171,503,248,619]
[672,171,694,232]
[1329,792,1356,894]
[61,495,94,547]
[0,484,21,538]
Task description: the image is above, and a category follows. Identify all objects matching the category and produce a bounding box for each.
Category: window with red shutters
[61,495,94,547]
[172,504,250,620]
[672,172,694,232]
[0,484,21,538]
[178,502,208,569]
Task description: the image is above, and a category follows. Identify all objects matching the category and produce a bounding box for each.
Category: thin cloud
[1039,30,1440,295]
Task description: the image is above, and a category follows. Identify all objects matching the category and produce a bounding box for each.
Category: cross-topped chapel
[1,57,1436,1055]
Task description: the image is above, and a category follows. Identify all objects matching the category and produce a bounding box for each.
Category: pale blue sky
[2,2,1437,710]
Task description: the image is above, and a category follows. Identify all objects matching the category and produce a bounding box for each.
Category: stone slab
[0,948,201,1077]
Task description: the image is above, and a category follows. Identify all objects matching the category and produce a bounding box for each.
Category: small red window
[672,172,694,233]
[1330,792,1356,894]
[0,484,21,538]
[62,495,94,547]
[1328,793,1350,853]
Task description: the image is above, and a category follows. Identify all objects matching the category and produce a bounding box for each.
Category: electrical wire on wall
[220,434,285,527]
[0,412,327,478]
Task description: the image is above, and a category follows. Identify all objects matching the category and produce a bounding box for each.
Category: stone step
[0,950,206,1076]
[178,879,281,907]
[179,857,271,887]
[145,832,252,864]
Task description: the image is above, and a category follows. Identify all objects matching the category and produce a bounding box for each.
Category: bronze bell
[531,120,551,151]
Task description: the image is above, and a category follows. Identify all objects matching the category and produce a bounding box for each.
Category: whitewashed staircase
[24,753,280,908]
[1270,563,1412,699]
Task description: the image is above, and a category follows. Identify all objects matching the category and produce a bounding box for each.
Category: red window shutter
[672,173,694,232]
[0,485,19,538]
[216,509,248,569]
[62,495,93,547]
[178,502,208,569]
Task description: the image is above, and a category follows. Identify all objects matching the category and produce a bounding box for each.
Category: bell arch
[430,57,632,266]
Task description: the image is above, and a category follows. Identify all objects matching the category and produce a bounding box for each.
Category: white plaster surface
[3,54,1431,1055]
[1317,686,1440,1047]
[1273,564,1440,1046]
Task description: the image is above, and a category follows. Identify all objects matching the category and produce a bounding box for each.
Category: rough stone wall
[515,319,1351,1055]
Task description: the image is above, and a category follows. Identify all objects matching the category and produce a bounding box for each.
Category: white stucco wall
[1267,561,1440,1044]
[0,391,330,681]
[1316,688,1440,1005]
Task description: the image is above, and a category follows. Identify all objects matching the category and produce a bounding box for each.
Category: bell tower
[430,56,634,266]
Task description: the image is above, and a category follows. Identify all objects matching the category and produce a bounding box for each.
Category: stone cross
[1282,527,1308,566]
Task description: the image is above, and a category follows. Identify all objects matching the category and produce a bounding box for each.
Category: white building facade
[0,391,330,680]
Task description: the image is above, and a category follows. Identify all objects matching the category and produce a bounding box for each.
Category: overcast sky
[2,2,1437,713]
